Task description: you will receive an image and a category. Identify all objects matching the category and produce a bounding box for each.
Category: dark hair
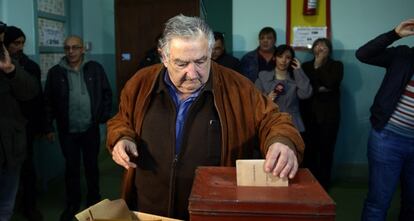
[213,31,225,43]
[311,38,332,55]
[4,26,26,47]
[258,27,277,41]
[0,21,6,34]
[274,44,295,58]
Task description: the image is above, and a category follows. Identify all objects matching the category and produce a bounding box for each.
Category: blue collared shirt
[164,71,202,154]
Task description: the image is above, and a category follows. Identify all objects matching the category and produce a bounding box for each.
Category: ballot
[236,159,288,186]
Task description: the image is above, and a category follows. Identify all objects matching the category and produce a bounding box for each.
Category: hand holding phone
[291,58,301,70]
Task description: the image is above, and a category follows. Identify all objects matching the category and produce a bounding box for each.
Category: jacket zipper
[167,94,178,217]
[213,97,225,165]
[167,155,178,217]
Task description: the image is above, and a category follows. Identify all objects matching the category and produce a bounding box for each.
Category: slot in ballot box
[188,167,335,221]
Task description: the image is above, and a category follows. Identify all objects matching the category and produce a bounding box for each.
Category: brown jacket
[107,62,304,207]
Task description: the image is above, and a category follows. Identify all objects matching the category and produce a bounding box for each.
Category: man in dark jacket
[0,21,39,221]
[240,27,277,82]
[107,15,303,220]
[4,25,44,221]
[356,18,414,221]
[211,31,241,72]
[44,35,113,221]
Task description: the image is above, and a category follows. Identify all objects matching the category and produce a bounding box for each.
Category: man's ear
[159,49,168,67]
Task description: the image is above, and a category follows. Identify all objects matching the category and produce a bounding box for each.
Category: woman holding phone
[255,44,313,133]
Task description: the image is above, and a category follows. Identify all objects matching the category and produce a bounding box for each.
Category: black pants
[58,125,101,208]
[302,122,339,191]
[18,130,38,212]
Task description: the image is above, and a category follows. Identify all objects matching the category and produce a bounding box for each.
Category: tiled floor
[11,153,400,221]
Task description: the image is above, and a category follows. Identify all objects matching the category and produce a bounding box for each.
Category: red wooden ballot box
[188,167,335,221]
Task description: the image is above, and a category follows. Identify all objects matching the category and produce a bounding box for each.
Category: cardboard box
[188,167,336,221]
[75,199,182,221]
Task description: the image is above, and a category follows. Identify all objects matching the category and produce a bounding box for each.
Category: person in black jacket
[4,25,44,221]
[300,38,343,191]
[0,21,39,221]
[44,35,113,221]
[211,32,241,72]
[356,19,414,221]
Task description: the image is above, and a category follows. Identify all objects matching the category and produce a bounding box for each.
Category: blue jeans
[361,128,414,221]
[0,168,21,221]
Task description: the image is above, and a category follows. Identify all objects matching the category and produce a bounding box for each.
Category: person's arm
[356,19,414,67]
[7,65,39,101]
[291,59,313,99]
[311,60,344,94]
[1,46,39,100]
[107,75,141,169]
[254,88,304,178]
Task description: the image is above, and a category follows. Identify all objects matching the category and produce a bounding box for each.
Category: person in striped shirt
[356,18,414,221]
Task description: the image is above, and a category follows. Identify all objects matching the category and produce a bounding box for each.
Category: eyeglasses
[64,45,83,51]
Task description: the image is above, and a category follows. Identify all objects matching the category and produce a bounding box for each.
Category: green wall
[204,0,233,53]
[2,0,414,183]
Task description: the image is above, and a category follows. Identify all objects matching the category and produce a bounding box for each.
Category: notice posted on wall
[292,26,327,48]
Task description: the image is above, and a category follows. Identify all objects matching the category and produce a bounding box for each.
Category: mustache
[182,76,202,82]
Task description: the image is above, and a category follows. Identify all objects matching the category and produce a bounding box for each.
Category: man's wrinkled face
[7,36,25,55]
[162,35,211,99]
[64,37,84,67]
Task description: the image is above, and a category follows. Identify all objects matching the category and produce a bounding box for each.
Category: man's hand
[112,139,139,169]
[267,90,277,101]
[0,45,15,74]
[264,142,298,179]
[395,18,414,38]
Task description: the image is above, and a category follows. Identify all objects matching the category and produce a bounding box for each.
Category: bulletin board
[286,0,331,49]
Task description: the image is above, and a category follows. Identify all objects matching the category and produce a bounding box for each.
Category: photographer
[0,21,39,221]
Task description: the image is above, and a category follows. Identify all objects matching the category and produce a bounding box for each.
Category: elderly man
[107,14,304,220]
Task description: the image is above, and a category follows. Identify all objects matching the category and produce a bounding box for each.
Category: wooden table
[188,167,335,221]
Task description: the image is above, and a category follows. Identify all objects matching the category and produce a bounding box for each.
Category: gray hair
[158,14,214,60]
